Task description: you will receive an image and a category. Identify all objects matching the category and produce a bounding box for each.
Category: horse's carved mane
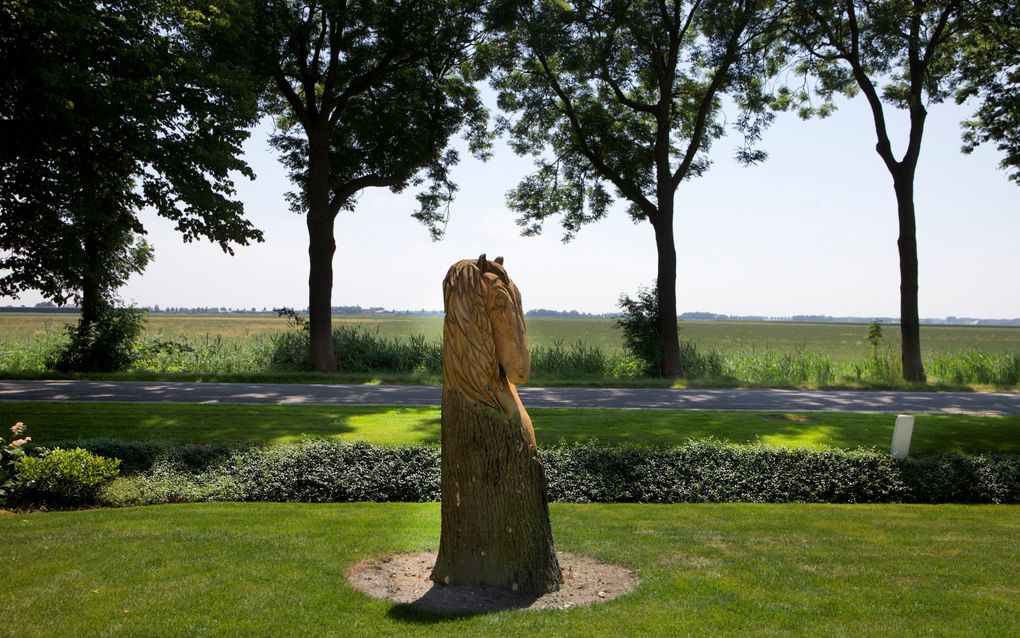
[442,255,520,411]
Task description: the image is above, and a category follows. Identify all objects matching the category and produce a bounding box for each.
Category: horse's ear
[477,254,487,270]
[494,256,504,265]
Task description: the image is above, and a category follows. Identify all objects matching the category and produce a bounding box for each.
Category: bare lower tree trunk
[431,388,562,594]
[653,218,683,379]
[306,130,338,373]
[894,175,925,382]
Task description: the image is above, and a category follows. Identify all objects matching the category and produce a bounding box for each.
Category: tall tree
[0,0,263,332]
[957,0,1020,184]
[783,0,970,382]
[255,0,489,372]
[485,0,784,378]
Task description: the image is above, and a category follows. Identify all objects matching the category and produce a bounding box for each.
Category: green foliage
[230,441,441,503]
[956,0,1020,185]
[30,438,241,475]
[530,339,622,378]
[48,307,147,373]
[269,324,444,374]
[489,0,783,237]
[0,0,261,311]
[616,284,661,376]
[14,447,120,507]
[544,441,908,503]
[255,0,490,237]
[901,454,1020,504]
[926,350,1020,385]
[99,440,1020,506]
[782,0,968,119]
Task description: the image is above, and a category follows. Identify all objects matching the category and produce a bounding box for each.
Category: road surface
[1,380,1018,415]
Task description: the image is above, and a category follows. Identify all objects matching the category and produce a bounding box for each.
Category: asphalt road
[1,380,1018,415]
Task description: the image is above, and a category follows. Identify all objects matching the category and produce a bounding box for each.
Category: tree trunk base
[431,389,562,594]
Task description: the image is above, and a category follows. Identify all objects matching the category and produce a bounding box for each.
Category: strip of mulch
[347,550,638,614]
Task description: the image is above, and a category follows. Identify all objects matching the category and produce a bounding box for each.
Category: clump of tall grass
[1,322,1017,388]
[531,339,612,377]
[926,350,1020,386]
[715,347,838,385]
[0,335,66,372]
[133,334,274,374]
[269,325,442,374]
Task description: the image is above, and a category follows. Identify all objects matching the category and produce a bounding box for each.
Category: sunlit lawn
[1,502,1016,637]
[3,401,1019,454]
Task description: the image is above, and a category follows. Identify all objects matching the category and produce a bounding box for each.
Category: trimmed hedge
[84,439,1020,507]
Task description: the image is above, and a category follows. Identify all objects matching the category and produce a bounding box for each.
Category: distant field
[3,312,1019,362]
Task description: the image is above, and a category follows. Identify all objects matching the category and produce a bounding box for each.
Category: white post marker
[890,415,915,460]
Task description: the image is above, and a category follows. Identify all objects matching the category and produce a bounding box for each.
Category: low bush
[14,447,120,507]
[96,440,1020,507]
[29,439,242,474]
[47,307,146,373]
[616,284,661,376]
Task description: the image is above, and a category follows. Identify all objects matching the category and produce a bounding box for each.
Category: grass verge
[1,502,1016,637]
[3,401,1019,454]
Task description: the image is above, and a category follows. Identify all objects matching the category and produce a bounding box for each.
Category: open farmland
[2,312,1020,361]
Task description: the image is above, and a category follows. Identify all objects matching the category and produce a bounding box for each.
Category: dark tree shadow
[385,584,542,623]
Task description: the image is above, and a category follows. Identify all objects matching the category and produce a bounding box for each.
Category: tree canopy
[0,0,263,317]
[957,0,1020,185]
[484,0,784,376]
[252,0,489,371]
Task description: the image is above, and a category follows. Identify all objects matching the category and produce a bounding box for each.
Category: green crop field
[3,312,1020,360]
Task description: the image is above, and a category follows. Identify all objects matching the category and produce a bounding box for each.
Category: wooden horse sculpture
[430,255,562,594]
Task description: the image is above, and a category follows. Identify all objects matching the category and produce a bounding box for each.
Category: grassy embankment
[1,502,1016,636]
[4,401,1019,454]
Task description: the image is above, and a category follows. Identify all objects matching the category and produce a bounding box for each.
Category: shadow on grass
[386,585,542,623]
[409,415,441,445]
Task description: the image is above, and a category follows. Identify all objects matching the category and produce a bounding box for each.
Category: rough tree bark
[431,389,562,594]
[305,129,338,373]
[894,173,925,382]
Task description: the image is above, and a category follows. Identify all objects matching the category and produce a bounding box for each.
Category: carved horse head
[442,254,530,410]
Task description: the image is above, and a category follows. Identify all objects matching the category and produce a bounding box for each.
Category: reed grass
[2,327,1018,388]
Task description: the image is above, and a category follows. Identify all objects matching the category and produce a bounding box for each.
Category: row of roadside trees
[1,0,1017,381]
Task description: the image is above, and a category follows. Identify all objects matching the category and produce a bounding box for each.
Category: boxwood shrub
[89,439,1020,507]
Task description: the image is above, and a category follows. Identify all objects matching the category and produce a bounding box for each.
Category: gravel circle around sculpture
[347,551,639,614]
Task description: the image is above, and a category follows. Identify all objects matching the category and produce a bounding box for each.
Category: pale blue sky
[9,91,1020,318]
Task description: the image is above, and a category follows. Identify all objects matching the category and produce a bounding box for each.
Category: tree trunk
[893,174,925,382]
[306,130,338,373]
[79,229,106,333]
[431,388,562,594]
[653,217,683,378]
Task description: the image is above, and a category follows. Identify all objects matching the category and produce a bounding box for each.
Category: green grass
[5,401,1019,454]
[1,502,1016,636]
[4,313,1020,389]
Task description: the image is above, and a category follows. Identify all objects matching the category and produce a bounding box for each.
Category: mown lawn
[1,502,1016,637]
[3,401,1019,454]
